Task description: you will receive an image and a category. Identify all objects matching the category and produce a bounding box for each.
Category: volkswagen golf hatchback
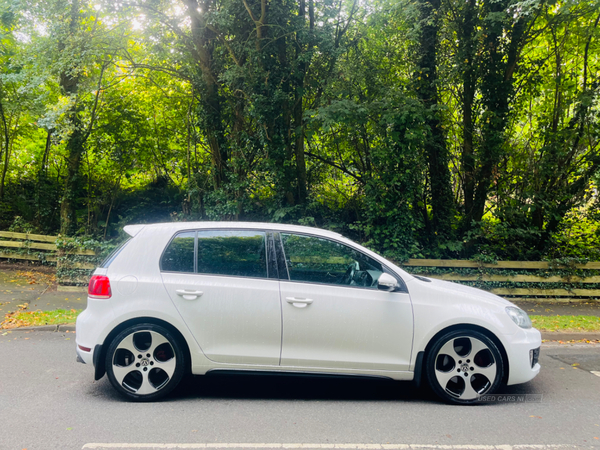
[76,222,541,403]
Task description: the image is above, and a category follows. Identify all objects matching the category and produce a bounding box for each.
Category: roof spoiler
[123,224,145,237]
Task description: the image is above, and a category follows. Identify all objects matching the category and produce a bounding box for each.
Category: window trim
[266,232,279,279]
[273,232,289,280]
[276,231,408,293]
[158,227,408,292]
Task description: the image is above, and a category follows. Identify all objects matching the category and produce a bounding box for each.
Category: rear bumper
[76,343,93,365]
[76,347,85,364]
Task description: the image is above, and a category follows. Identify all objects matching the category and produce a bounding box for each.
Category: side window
[161,231,195,273]
[197,230,267,278]
[99,238,131,268]
[280,233,384,288]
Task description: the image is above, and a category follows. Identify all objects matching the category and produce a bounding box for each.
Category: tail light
[88,275,112,299]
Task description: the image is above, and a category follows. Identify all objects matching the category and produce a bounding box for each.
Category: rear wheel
[105,323,185,401]
[425,329,504,404]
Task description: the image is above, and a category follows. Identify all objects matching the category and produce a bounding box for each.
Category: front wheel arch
[417,324,509,386]
[95,316,192,381]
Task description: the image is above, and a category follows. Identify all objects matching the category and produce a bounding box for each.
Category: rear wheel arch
[95,316,192,381]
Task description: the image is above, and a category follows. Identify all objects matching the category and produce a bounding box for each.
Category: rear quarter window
[99,239,131,269]
[161,231,196,273]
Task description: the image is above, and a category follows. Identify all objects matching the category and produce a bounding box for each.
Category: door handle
[175,289,204,300]
[286,297,313,308]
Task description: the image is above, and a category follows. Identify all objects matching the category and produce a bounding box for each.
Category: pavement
[1,265,600,340]
[512,300,600,317]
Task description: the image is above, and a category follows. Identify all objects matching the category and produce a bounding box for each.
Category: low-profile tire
[105,323,185,402]
[425,329,504,405]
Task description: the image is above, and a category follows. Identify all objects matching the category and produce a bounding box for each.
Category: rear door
[160,229,282,366]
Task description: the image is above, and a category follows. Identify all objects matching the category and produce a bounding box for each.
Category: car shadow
[169,372,436,403]
[90,371,542,404]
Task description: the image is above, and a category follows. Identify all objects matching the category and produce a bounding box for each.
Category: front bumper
[505,327,542,385]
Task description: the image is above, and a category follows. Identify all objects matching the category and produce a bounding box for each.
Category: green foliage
[0,0,600,262]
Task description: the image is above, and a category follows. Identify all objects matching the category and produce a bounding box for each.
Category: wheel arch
[94,316,192,381]
[416,323,510,386]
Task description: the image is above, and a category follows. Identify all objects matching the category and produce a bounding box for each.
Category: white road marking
[591,370,600,377]
[81,444,583,450]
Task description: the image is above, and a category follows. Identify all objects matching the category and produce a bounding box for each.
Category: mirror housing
[377,273,399,292]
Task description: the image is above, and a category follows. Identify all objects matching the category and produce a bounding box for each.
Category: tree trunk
[459,0,477,228]
[59,113,85,235]
[183,0,228,189]
[416,0,455,238]
[466,1,531,226]
[0,91,10,199]
[59,0,84,236]
[294,0,308,205]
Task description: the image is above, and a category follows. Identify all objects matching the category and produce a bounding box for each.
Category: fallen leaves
[1,308,81,329]
[545,339,600,345]
[16,271,56,286]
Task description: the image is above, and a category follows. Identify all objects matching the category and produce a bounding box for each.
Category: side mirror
[377,273,399,292]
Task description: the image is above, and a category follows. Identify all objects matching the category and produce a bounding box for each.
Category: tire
[425,329,504,404]
[105,323,185,401]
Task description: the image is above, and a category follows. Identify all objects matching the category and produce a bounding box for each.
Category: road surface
[0,330,599,450]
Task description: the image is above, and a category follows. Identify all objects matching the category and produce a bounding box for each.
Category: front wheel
[425,329,504,404]
[105,323,185,401]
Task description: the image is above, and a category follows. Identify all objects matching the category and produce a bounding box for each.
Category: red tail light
[88,275,112,299]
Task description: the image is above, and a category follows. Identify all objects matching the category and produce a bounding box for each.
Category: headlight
[505,306,532,329]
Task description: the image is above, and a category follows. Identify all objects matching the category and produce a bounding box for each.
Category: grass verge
[1,309,82,329]
[531,315,600,332]
[1,310,599,332]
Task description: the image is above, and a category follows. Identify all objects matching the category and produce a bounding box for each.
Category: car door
[160,229,282,366]
[277,232,413,372]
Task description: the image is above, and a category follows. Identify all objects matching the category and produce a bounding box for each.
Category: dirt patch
[0,261,56,274]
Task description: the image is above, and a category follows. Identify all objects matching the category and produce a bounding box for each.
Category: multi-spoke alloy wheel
[106,324,185,401]
[426,329,504,404]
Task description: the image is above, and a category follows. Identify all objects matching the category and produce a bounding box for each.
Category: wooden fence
[403,259,600,302]
[0,231,97,290]
[1,232,599,300]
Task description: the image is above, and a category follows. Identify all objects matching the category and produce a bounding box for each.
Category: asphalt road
[1,331,599,450]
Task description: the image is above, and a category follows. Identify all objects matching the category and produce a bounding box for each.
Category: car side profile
[76,222,541,404]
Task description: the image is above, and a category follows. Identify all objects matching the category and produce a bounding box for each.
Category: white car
[76,222,541,404]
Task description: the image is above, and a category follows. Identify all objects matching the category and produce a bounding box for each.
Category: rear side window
[99,239,131,268]
[161,231,195,273]
[197,230,267,278]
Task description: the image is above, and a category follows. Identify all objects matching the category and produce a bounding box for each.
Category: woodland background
[1,0,600,262]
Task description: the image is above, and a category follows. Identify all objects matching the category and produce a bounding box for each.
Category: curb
[541,331,600,341]
[4,324,76,332]
[3,326,599,341]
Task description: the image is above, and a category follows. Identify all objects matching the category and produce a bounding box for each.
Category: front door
[161,229,282,366]
[278,232,413,372]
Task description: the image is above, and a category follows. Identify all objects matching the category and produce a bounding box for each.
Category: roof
[123,221,345,239]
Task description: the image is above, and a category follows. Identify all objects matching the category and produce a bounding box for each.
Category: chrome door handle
[286,297,313,308]
[175,289,204,300]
